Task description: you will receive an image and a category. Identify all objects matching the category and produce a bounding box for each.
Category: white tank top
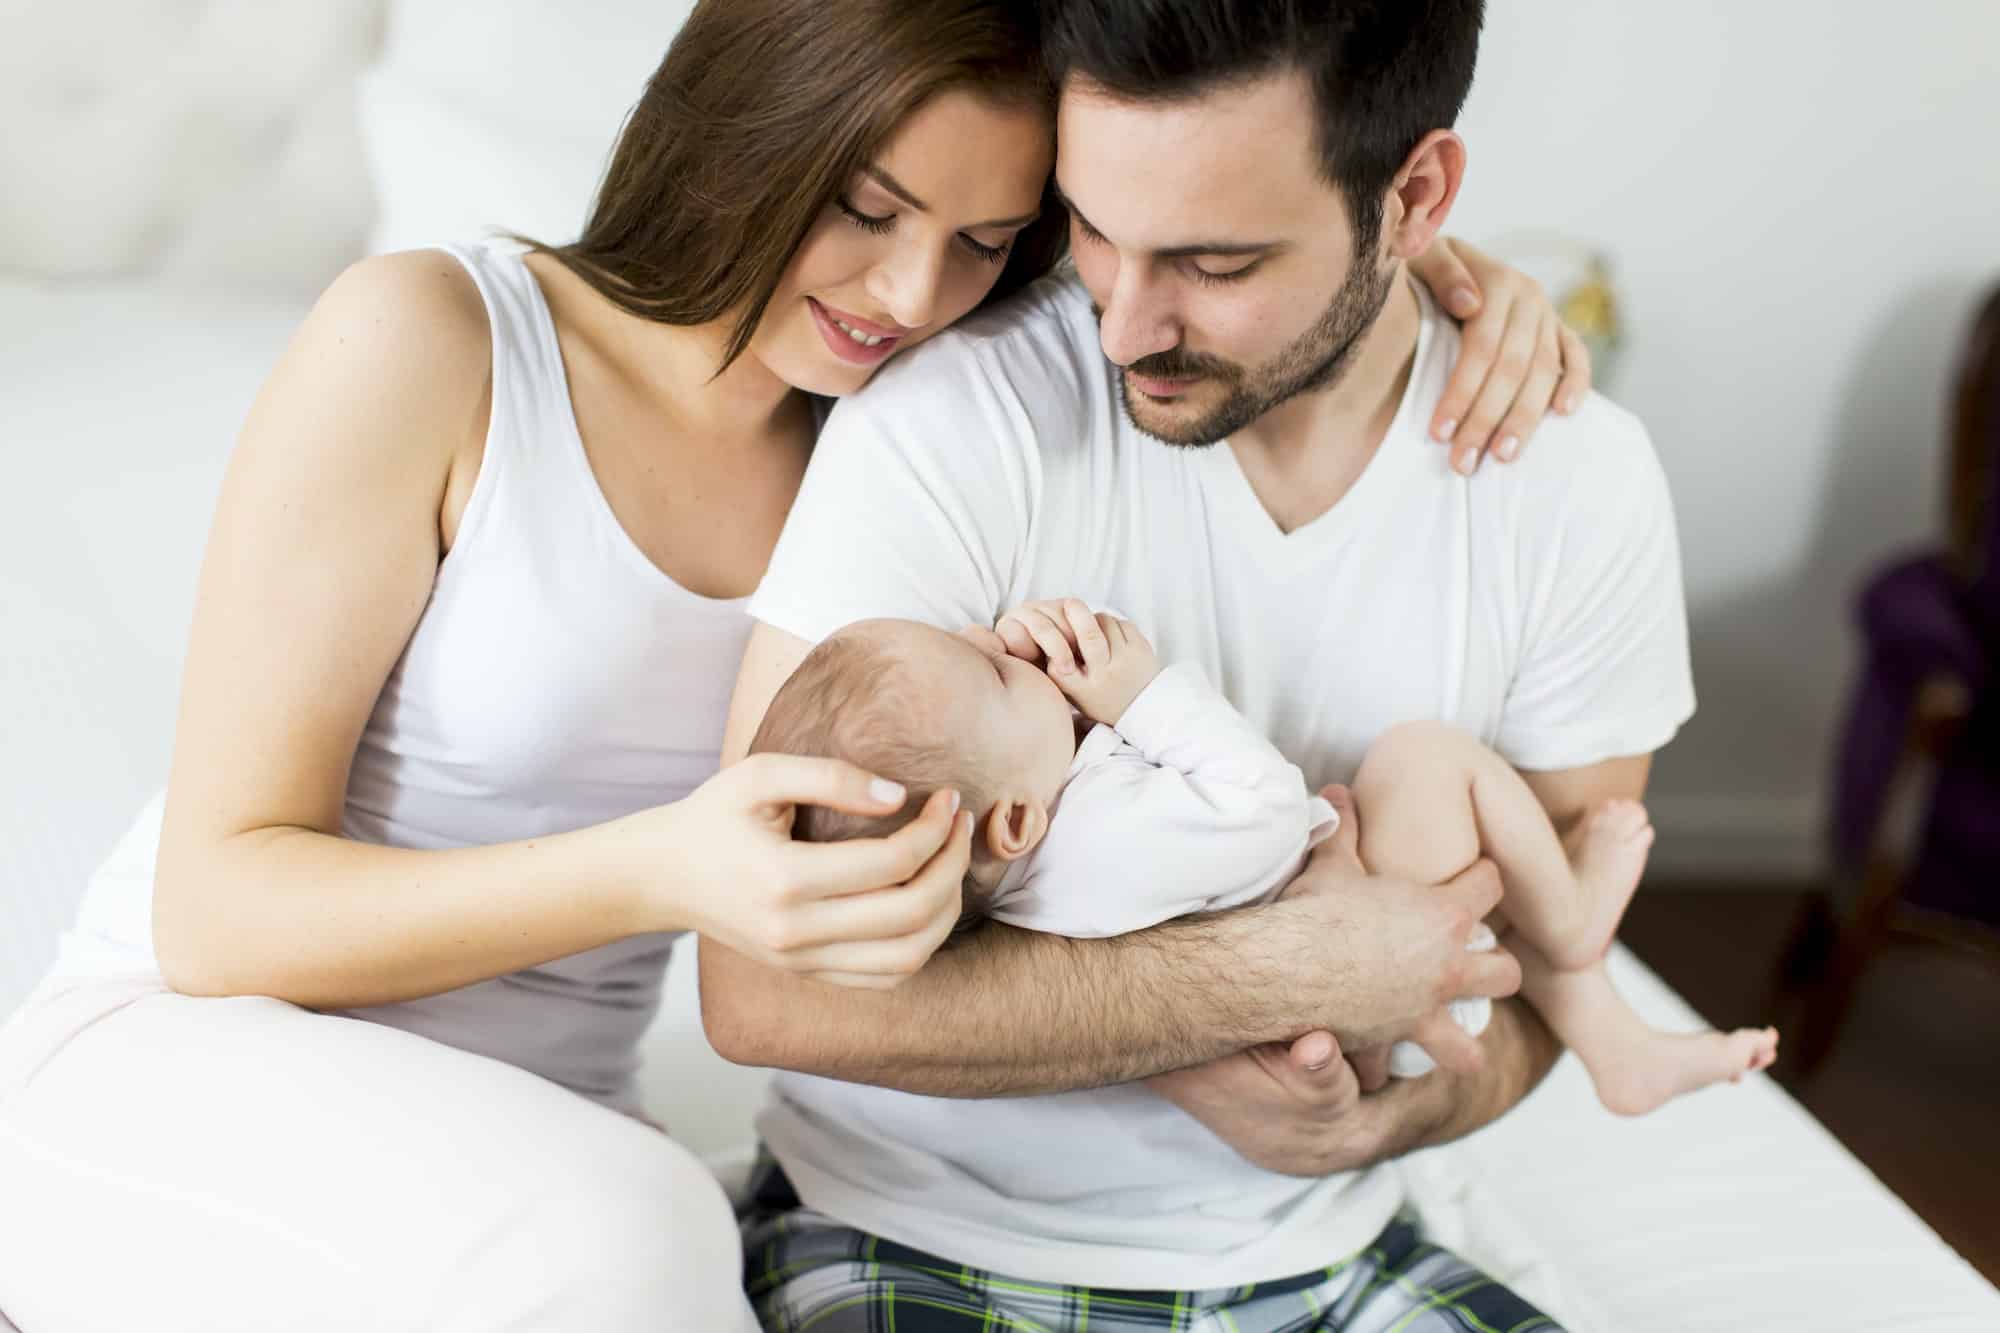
[62,241,757,1113]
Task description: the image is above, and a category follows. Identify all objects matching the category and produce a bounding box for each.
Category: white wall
[1449,1,2000,876]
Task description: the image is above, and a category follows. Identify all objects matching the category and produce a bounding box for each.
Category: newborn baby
[750,603,1777,1112]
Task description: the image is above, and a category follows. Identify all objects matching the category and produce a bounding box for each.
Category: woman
[0,1,1585,1328]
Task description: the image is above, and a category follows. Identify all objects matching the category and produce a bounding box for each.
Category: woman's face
[747,89,1053,396]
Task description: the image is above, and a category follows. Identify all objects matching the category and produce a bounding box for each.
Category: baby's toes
[1594,799,1650,839]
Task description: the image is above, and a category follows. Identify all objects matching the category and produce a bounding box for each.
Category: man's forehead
[1055,68,1338,244]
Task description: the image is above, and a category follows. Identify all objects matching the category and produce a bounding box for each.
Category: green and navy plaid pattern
[740,1159,1564,1333]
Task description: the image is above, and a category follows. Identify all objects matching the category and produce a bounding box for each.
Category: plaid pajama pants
[740,1159,1565,1333]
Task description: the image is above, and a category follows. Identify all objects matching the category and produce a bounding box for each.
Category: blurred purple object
[1793,282,2000,1076]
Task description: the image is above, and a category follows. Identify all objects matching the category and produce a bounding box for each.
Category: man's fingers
[1411,1011,1486,1076]
[1347,1044,1393,1094]
[1441,856,1504,919]
[1458,947,1523,1002]
[1287,1029,1338,1071]
[1314,783,1363,869]
[1256,1038,1358,1110]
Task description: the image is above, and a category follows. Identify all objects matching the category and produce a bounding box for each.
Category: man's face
[1057,68,1395,446]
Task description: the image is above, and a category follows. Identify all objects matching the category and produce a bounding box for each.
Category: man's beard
[1113,251,1398,448]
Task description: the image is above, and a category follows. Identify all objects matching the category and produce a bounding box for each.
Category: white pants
[0,972,759,1333]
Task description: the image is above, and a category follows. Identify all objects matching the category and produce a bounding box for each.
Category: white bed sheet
[3,278,1995,1332]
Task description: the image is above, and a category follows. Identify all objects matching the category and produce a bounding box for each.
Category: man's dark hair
[1042,0,1484,246]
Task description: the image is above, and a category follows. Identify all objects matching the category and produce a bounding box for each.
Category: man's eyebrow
[864,165,1040,231]
[1052,179,1283,260]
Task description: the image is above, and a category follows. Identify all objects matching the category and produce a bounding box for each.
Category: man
[705,1,1693,1327]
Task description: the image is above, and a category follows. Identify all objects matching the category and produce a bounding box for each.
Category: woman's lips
[809,297,902,367]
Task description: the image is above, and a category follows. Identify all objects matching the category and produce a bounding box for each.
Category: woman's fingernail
[1451,286,1479,314]
[870,779,906,805]
[1455,452,1478,477]
[947,789,962,815]
[1561,394,1578,413]
[1435,418,1458,442]
[1496,436,1519,462]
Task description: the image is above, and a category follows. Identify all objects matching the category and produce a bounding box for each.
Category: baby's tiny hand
[996,598,1159,724]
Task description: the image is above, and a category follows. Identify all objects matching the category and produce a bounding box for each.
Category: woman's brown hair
[524,0,1067,372]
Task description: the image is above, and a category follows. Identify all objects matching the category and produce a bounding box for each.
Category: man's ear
[982,796,1050,862]
[1382,129,1468,262]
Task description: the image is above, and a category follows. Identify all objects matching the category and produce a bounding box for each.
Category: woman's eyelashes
[836,197,1012,265]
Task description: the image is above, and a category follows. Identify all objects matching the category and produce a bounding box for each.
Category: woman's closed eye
[837,197,1012,265]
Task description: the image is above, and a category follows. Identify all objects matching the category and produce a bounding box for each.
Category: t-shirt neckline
[1199,277,1439,560]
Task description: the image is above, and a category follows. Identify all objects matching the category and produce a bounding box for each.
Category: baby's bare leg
[1352,721,1643,970]
[1517,932,1779,1116]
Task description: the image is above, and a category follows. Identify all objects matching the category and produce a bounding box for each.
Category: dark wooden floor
[1619,887,2000,1285]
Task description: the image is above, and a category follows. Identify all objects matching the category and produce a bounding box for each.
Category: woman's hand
[631,754,974,988]
[1408,236,1593,476]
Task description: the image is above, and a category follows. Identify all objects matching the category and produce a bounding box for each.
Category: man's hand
[1147,1000,1559,1177]
[994,598,1160,725]
[1275,786,1520,1063]
[1146,1031,1421,1177]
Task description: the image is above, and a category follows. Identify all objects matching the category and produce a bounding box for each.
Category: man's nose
[1097,266,1180,367]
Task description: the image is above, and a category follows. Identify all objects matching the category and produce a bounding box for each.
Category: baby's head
[749,618,1078,900]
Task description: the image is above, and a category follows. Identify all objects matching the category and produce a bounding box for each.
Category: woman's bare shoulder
[303,249,492,392]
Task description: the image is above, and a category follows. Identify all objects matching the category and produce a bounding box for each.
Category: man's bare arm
[704,908,1278,1094]
[701,862,1512,1095]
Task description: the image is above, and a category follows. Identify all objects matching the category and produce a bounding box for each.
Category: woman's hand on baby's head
[655,756,974,989]
[995,598,1159,725]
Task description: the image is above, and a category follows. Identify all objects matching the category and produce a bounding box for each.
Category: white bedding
[3,278,1995,1331]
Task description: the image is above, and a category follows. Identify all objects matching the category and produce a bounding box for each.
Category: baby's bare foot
[1590,1026,1780,1118]
[1555,799,1654,969]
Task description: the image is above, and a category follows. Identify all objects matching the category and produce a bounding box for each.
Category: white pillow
[0,0,382,292]
[358,0,697,255]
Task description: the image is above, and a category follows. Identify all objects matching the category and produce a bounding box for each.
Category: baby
[750,602,1778,1115]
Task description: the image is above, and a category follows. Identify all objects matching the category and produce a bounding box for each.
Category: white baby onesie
[987,663,1492,1078]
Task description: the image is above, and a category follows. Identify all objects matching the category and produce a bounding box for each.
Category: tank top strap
[432,241,595,560]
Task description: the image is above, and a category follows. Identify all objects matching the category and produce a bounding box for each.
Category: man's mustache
[1126,349,1236,380]
[1090,302,1239,382]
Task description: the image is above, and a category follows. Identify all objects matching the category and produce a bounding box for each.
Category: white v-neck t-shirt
[745,273,1695,1289]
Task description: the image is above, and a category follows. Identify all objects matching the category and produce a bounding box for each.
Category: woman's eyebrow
[864,165,1039,230]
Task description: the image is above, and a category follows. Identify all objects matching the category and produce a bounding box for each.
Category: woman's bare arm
[151,253,665,1004]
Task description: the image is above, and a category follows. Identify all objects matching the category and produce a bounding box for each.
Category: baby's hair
[748,630,997,926]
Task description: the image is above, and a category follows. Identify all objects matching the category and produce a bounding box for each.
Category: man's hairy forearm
[1361,999,1561,1163]
[700,905,1316,1096]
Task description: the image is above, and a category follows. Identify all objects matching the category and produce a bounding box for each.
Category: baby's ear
[983,797,1050,862]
